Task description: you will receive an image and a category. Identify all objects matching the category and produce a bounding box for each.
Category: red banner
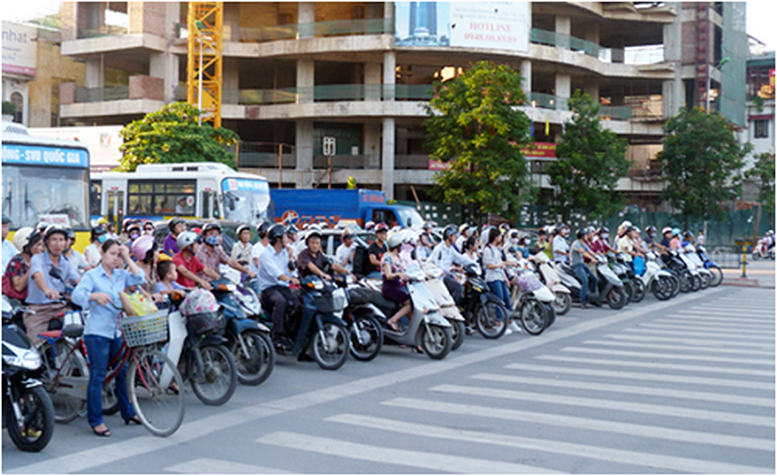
[521,142,557,159]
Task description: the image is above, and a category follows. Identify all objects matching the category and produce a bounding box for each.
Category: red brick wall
[129,75,164,100]
[129,2,166,36]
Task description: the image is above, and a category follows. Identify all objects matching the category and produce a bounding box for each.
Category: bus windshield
[221,177,271,224]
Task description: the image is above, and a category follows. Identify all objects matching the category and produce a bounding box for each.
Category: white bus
[91,162,272,227]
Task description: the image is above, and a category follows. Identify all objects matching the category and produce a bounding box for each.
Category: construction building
[55,2,748,207]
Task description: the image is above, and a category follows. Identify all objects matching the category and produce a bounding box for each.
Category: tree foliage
[423,61,533,218]
[119,102,239,172]
[548,91,630,221]
[746,152,775,213]
[658,107,752,222]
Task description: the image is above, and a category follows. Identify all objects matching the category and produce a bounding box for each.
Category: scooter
[209,277,275,386]
[456,263,510,340]
[259,275,350,370]
[422,262,467,350]
[2,296,55,452]
[339,275,385,362]
[696,245,723,287]
[596,256,627,310]
[612,253,645,303]
[360,264,453,360]
[637,252,677,301]
[682,245,713,289]
[751,236,775,260]
[508,259,556,335]
[532,253,572,315]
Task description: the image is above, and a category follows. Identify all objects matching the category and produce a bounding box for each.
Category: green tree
[119,102,239,172]
[747,152,775,214]
[658,107,752,228]
[548,91,630,221]
[423,61,533,220]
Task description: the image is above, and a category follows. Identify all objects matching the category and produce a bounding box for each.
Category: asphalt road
[3,284,774,474]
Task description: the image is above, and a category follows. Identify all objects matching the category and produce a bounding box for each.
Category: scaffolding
[187,2,223,128]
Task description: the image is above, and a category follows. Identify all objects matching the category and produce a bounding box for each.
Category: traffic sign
[323,136,336,156]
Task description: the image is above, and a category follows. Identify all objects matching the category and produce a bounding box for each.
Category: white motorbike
[678,245,712,290]
[531,253,572,315]
[637,252,676,301]
[422,262,467,351]
[508,257,556,335]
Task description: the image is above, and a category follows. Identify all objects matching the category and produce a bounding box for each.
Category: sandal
[412,345,425,354]
[92,425,111,437]
[125,416,142,426]
[387,321,400,332]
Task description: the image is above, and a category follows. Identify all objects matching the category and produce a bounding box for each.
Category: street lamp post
[195,20,204,126]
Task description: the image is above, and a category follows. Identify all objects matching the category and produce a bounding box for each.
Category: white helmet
[387,230,406,249]
[176,231,200,251]
[12,227,35,252]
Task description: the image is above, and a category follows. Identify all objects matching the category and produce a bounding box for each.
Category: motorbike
[696,245,723,287]
[507,259,556,335]
[422,262,467,351]
[259,275,350,370]
[662,250,697,293]
[360,265,453,360]
[338,275,385,362]
[209,278,275,386]
[2,296,55,452]
[637,252,677,301]
[751,236,775,260]
[681,245,713,290]
[611,253,646,303]
[455,263,510,340]
[531,253,572,316]
[589,256,627,310]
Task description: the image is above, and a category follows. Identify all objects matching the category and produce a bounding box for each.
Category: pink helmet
[131,235,157,262]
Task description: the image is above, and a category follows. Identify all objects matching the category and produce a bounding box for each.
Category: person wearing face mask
[84,226,108,268]
[643,225,667,255]
[552,224,571,264]
[118,219,141,247]
[195,222,255,282]
[590,227,615,254]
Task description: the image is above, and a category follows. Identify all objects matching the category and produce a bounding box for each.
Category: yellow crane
[187,2,223,128]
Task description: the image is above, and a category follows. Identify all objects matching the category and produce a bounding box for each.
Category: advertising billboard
[2,21,37,76]
[395,2,530,53]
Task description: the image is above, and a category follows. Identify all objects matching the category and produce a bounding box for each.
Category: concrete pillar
[610,36,625,64]
[295,120,314,188]
[381,117,395,200]
[223,2,239,41]
[297,59,314,103]
[584,77,599,102]
[365,62,381,101]
[520,60,532,97]
[555,15,571,49]
[662,20,683,117]
[298,2,315,39]
[383,51,396,101]
[223,59,239,104]
[555,73,571,110]
[85,56,104,89]
[364,122,381,169]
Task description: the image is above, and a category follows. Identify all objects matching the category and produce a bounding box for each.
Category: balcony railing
[238,18,393,42]
[74,86,129,103]
[313,154,379,170]
[77,25,128,39]
[220,84,433,106]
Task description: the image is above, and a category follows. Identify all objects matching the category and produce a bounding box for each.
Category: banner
[2,21,37,76]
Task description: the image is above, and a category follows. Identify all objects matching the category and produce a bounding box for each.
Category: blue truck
[271,189,425,230]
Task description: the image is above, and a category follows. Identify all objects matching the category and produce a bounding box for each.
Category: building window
[754,119,769,139]
[10,92,23,124]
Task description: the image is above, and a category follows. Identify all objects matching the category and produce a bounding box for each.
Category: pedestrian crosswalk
[245,289,774,473]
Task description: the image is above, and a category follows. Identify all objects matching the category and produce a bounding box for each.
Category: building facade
[57,2,748,206]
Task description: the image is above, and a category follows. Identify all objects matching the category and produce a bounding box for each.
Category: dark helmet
[442,224,458,241]
[683,230,694,240]
[65,228,76,240]
[256,222,271,239]
[44,224,68,241]
[286,224,300,236]
[598,226,610,235]
[202,222,222,235]
[267,224,286,245]
[576,228,587,239]
[125,221,141,233]
[646,225,657,234]
[168,217,185,232]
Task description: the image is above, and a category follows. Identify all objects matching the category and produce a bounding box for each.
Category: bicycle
[39,305,185,437]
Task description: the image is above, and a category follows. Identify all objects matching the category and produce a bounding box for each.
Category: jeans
[83,335,135,427]
[487,280,511,308]
[573,263,598,304]
[366,271,382,280]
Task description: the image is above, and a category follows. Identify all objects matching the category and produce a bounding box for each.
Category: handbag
[2,272,27,301]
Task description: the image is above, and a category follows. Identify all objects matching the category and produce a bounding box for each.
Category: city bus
[2,123,91,251]
[90,162,272,229]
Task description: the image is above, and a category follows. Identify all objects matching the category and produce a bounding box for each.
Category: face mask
[523,239,531,246]
[97,235,108,244]
[511,238,519,244]
[601,233,609,240]
[205,235,220,246]
[129,232,140,240]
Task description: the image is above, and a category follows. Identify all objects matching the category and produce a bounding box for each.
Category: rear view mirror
[49,267,64,282]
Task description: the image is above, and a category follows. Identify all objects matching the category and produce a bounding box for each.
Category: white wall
[27,125,124,171]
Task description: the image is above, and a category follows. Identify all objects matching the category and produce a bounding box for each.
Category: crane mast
[187,2,223,128]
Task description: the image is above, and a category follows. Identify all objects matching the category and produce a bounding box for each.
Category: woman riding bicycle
[72,239,146,437]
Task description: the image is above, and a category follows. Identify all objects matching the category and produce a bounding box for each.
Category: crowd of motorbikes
[2,224,725,450]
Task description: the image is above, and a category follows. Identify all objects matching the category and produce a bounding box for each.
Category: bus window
[90,181,102,218]
[201,190,218,219]
[127,179,195,217]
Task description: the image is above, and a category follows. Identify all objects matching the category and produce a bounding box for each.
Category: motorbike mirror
[49,267,64,282]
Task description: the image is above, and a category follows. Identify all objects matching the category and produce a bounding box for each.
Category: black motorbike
[259,275,350,370]
[459,264,510,339]
[2,296,55,452]
[338,276,384,362]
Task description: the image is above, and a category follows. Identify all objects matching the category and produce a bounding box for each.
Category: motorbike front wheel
[349,315,383,362]
[312,322,349,370]
[450,319,466,351]
[631,278,646,303]
[651,277,673,301]
[708,265,723,287]
[520,298,546,335]
[606,287,627,310]
[553,292,571,316]
[4,385,55,452]
[190,344,238,406]
[476,301,508,339]
[420,324,452,360]
[231,330,275,386]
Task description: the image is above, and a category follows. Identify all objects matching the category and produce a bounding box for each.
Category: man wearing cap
[364,223,389,279]
[335,228,357,273]
[25,225,82,346]
[2,215,18,273]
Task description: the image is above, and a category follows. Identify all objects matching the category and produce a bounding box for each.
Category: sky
[2,1,776,50]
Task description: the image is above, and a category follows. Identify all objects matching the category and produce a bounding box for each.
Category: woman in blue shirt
[73,239,145,437]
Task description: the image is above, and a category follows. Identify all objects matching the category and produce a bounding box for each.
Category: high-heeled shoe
[125,416,142,426]
[92,425,111,437]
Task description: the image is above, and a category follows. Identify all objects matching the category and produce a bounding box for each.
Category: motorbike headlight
[3,348,42,370]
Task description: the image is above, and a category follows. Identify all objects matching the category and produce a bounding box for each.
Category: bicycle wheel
[40,340,87,424]
[128,348,185,437]
[190,344,237,406]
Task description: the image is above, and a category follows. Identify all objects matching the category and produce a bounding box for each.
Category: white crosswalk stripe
[680,308,774,318]
[383,398,774,451]
[507,361,775,387]
[471,373,775,407]
[636,322,772,335]
[621,327,775,340]
[326,413,771,474]
[255,431,561,474]
[430,384,773,427]
[603,333,774,349]
[165,458,290,474]
[559,346,775,366]
[655,317,774,328]
[583,338,775,356]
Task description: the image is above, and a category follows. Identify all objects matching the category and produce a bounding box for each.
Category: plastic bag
[180,288,219,316]
[120,291,158,317]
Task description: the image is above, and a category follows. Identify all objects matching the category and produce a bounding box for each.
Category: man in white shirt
[335,228,357,273]
[552,224,571,264]
[250,222,271,277]
[429,224,474,305]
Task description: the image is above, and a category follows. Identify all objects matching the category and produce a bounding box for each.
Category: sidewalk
[722,260,775,289]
